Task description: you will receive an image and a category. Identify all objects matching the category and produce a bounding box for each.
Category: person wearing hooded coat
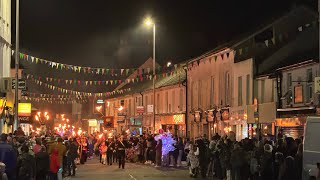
[35,147,50,180]
[260,144,274,180]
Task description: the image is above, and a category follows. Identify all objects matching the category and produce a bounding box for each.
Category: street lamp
[144,17,156,132]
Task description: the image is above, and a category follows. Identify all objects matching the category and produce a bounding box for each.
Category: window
[307,84,313,102]
[294,85,303,103]
[225,72,230,105]
[179,89,183,111]
[157,93,160,113]
[307,69,313,82]
[172,90,175,112]
[246,74,250,105]
[191,81,195,109]
[128,99,132,115]
[238,76,243,106]
[287,73,292,89]
[210,77,215,106]
[165,92,169,112]
[261,80,265,103]
[198,80,202,108]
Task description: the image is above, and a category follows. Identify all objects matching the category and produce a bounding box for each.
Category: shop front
[159,113,186,137]
[276,106,315,139]
[88,119,99,134]
[229,106,248,141]
[128,116,143,135]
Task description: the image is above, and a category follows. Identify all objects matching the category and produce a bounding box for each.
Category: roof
[256,25,318,76]
[107,64,186,99]
[186,5,317,65]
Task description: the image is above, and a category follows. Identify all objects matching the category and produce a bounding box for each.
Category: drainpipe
[183,67,188,138]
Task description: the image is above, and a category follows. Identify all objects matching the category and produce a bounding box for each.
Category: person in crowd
[35,147,50,180]
[176,137,184,167]
[155,139,162,167]
[188,142,199,177]
[33,138,43,155]
[99,141,107,165]
[48,148,60,180]
[116,136,128,169]
[274,152,284,180]
[259,144,274,180]
[230,142,246,180]
[0,133,17,180]
[295,143,303,180]
[67,138,78,177]
[17,145,36,180]
[279,156,298,180]
[107,139,115,165]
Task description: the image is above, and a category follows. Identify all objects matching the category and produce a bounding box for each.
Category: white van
[303,116,320,180]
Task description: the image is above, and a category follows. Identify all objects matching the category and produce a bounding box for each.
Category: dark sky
[12,0,301,68]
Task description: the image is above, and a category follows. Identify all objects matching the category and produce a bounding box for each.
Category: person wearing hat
[260,144,274,180]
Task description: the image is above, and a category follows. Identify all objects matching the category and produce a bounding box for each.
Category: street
[65,159,202,180]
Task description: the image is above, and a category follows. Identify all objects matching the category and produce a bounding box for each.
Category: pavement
[63,158,210,180]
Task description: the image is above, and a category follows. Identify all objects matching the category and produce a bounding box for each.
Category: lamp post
[144,17,156,132]
[14,0,20,131]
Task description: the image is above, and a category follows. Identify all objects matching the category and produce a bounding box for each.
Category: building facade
[0,0,11,79]
[0,0,11,133]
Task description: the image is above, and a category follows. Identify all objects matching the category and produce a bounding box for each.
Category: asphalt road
[64,158,208,180]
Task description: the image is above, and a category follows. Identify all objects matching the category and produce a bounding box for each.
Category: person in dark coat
[107,139,115,165]
[115,136,128,169]
[67,138,78,176]
[17,145,36,180]
[0,133,17,180]
[279,156,298,180]
[260,144,274,180]
[155,139,162,167]
[35,147,50,180]
[295,144,303,180]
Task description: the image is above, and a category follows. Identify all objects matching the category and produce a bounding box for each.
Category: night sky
[11,0,314,113]
[12,0,304,67]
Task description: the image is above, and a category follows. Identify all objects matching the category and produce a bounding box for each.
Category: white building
[0,0,11,78]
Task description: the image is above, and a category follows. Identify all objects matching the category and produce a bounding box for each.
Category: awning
[277,106,316,118]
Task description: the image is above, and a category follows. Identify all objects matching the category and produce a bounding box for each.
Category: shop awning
[277,106,316,117]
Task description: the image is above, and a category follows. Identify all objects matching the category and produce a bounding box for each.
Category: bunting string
[13,50,184,76]
[31,78,131,97]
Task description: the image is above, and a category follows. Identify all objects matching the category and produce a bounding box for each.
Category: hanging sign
[18,103,32,116]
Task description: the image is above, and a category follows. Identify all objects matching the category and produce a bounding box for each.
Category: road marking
[129,174,137,180]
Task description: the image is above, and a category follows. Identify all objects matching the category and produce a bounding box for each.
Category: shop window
[294,85,303,104]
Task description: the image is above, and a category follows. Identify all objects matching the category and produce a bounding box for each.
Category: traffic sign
[12,79,27,90]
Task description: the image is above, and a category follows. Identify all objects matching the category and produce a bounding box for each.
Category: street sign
[136,106,144,113]
[18,116,32,124]
[147,105,154,113]
[315,77,320,93]
[12,79,27,90]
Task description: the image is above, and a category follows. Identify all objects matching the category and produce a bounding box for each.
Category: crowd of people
[1,127,319,180]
